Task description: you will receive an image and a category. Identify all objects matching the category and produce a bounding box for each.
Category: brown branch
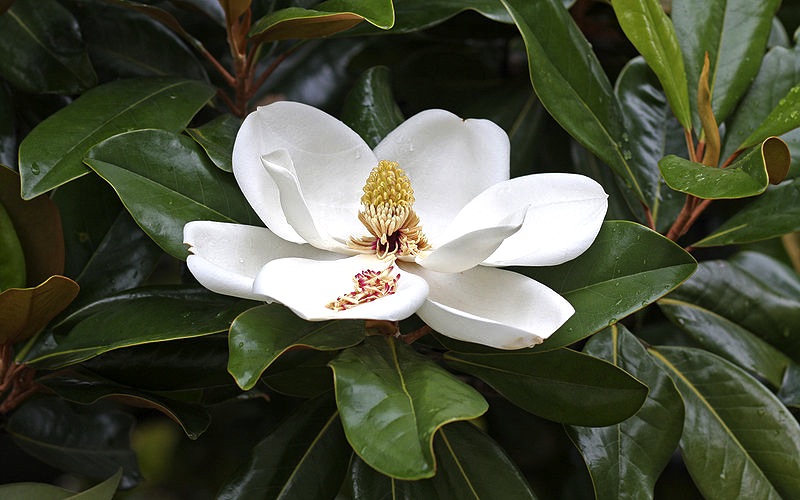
[400,325,432,345]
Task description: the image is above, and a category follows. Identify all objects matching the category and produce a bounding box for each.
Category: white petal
[184,220,337,300]
[253,254,429,321]
[233,101,375,244]
[405,264,574,349]
[373,109,510,240]
[451,173,608,267]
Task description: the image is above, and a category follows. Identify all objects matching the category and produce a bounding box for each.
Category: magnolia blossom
[184,101,607,349]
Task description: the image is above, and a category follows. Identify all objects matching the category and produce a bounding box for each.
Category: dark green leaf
[85,129,259,259]
[217,395,351,500]
[0,200,26,291]
[186,114,241,172]
[350,455,439,500]
[445,347,647,426]
[519,221,697,349]
[6,397,141,488]
[567,325,684,499]
[330,336,488,479]
[228,303,365,390]
[262,350,337,398]
[0,0,96,94]
[18,77,214,199]
[778,362,800,408]
[341,66,404,149]
[0,83,14,167]
[0,482,74,500]
[344,0,511,35]
[651,346,800,499]
[69,469,122,500]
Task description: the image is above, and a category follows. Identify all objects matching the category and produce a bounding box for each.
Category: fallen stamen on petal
[325,265,401,311]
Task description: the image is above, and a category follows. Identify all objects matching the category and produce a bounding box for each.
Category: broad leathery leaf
[0,469,121,500]
[350,455,439,500]
[567,325,683,500]
[659,298,792,388]
[20,289,249,369]
[693,179,800,247]
[343,0,511,35]
[249,0,394,42]
[84,129,259,259]
[778,362,800,408]
[217,395,350,500]
[445,347,647,426]
[43,373,210,439]
[186,114,241,172]
[651,346,800,499]
[0,0,96,94]
[18,77,214,199]
[228,303,365,390]
[0,275,79,345]
[0,200,25,291]
[261,350,336,398]
[107,0,210,54]
[614,58,685,231]
[68,468,122,500]
[341,66,404,149]
[6,397,141,489]
[518,221,697,350]
[611,0,691,128]
[672,0,780,125]
[0,84,14,167]
[666,252,800,361]
[741,85,800,152]
[330,336,488,479]
[659,137,790,199]
[500,0,645,202]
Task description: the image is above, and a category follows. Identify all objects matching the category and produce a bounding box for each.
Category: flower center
[325,265,400,311]
[348,160,430,259]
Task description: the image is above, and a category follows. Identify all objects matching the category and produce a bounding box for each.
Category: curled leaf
[0,275,79,345]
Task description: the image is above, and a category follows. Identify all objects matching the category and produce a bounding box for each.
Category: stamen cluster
[325,266,400,311]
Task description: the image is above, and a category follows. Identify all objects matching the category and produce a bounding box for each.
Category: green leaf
[0,200,26,291]
[329,336,488,479]
[0,0,96,94]
[500,0,645,202]
[186,114,241,172]
[659,137,790,199]
[350,455,439,499]
[6,397,141,489]
[341,66,404,149]
[659,298,792,388]
[611,0,691,128]
[566,325,684,499]
[84,129,259,259]
[673,0,781,125]
[431,422,536,499]
[445,347,647,426]
[0,83,14,167]
[262,350,337,398]
[217,395,351,500]
[650,346,800,499]
[519,221,697,349]
[69,469,122,500]
[693,178,800,246]
[249,0,395,42]
[18,77,215,199]
[228,303,365,390]
[0,482,75,500]
[344,0,511,34]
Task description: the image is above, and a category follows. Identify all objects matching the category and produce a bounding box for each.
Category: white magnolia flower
[184,101,607,349]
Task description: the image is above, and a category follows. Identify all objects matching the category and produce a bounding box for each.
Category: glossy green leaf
[0,0,96,94]
[665,252,800,361]
[341,66,404,149]
[43,373,210,439]
[0,469,121,500]
[186,114,241,172]
[0,83,14,167]
[673,0,780,125]
[612,0,691,128]
[500,0,645,202]
[6,397,141,489]
[567,326,683,500]
[659,298,792,388]
[0,200,26,291]
[217,395,351,500]
[18,77,214,199]
[693,179,800,246]
[249,0,394,42]
[261,350,337,398]
[330,336,488,479]
[345,0,511,34]
[20,289,249,369]
[445,347,647,426]
[430,421,536,499]
[350,455,439,500]
[69,469,122,500]
[519,221,697,349]
[651,346,800,499]
[659,137,789,199]
[0,275,79,345]
[84,129,259,259]
[228,303,365,390]
[778,362,800,408]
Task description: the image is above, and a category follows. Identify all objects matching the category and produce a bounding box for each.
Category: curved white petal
[233,101,375,244]
[405,264,574,349]
[449,173,608,267]
[184,221,337,300]
[373,109,511,241]
[253,254,429,321]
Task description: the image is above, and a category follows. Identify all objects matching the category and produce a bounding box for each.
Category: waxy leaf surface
[341,66,404,149]
[187,114,241,172]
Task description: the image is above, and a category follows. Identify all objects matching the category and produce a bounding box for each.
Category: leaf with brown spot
[0,275,79,345]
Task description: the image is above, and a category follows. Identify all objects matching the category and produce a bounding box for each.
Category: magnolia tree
[1,0,799,498]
